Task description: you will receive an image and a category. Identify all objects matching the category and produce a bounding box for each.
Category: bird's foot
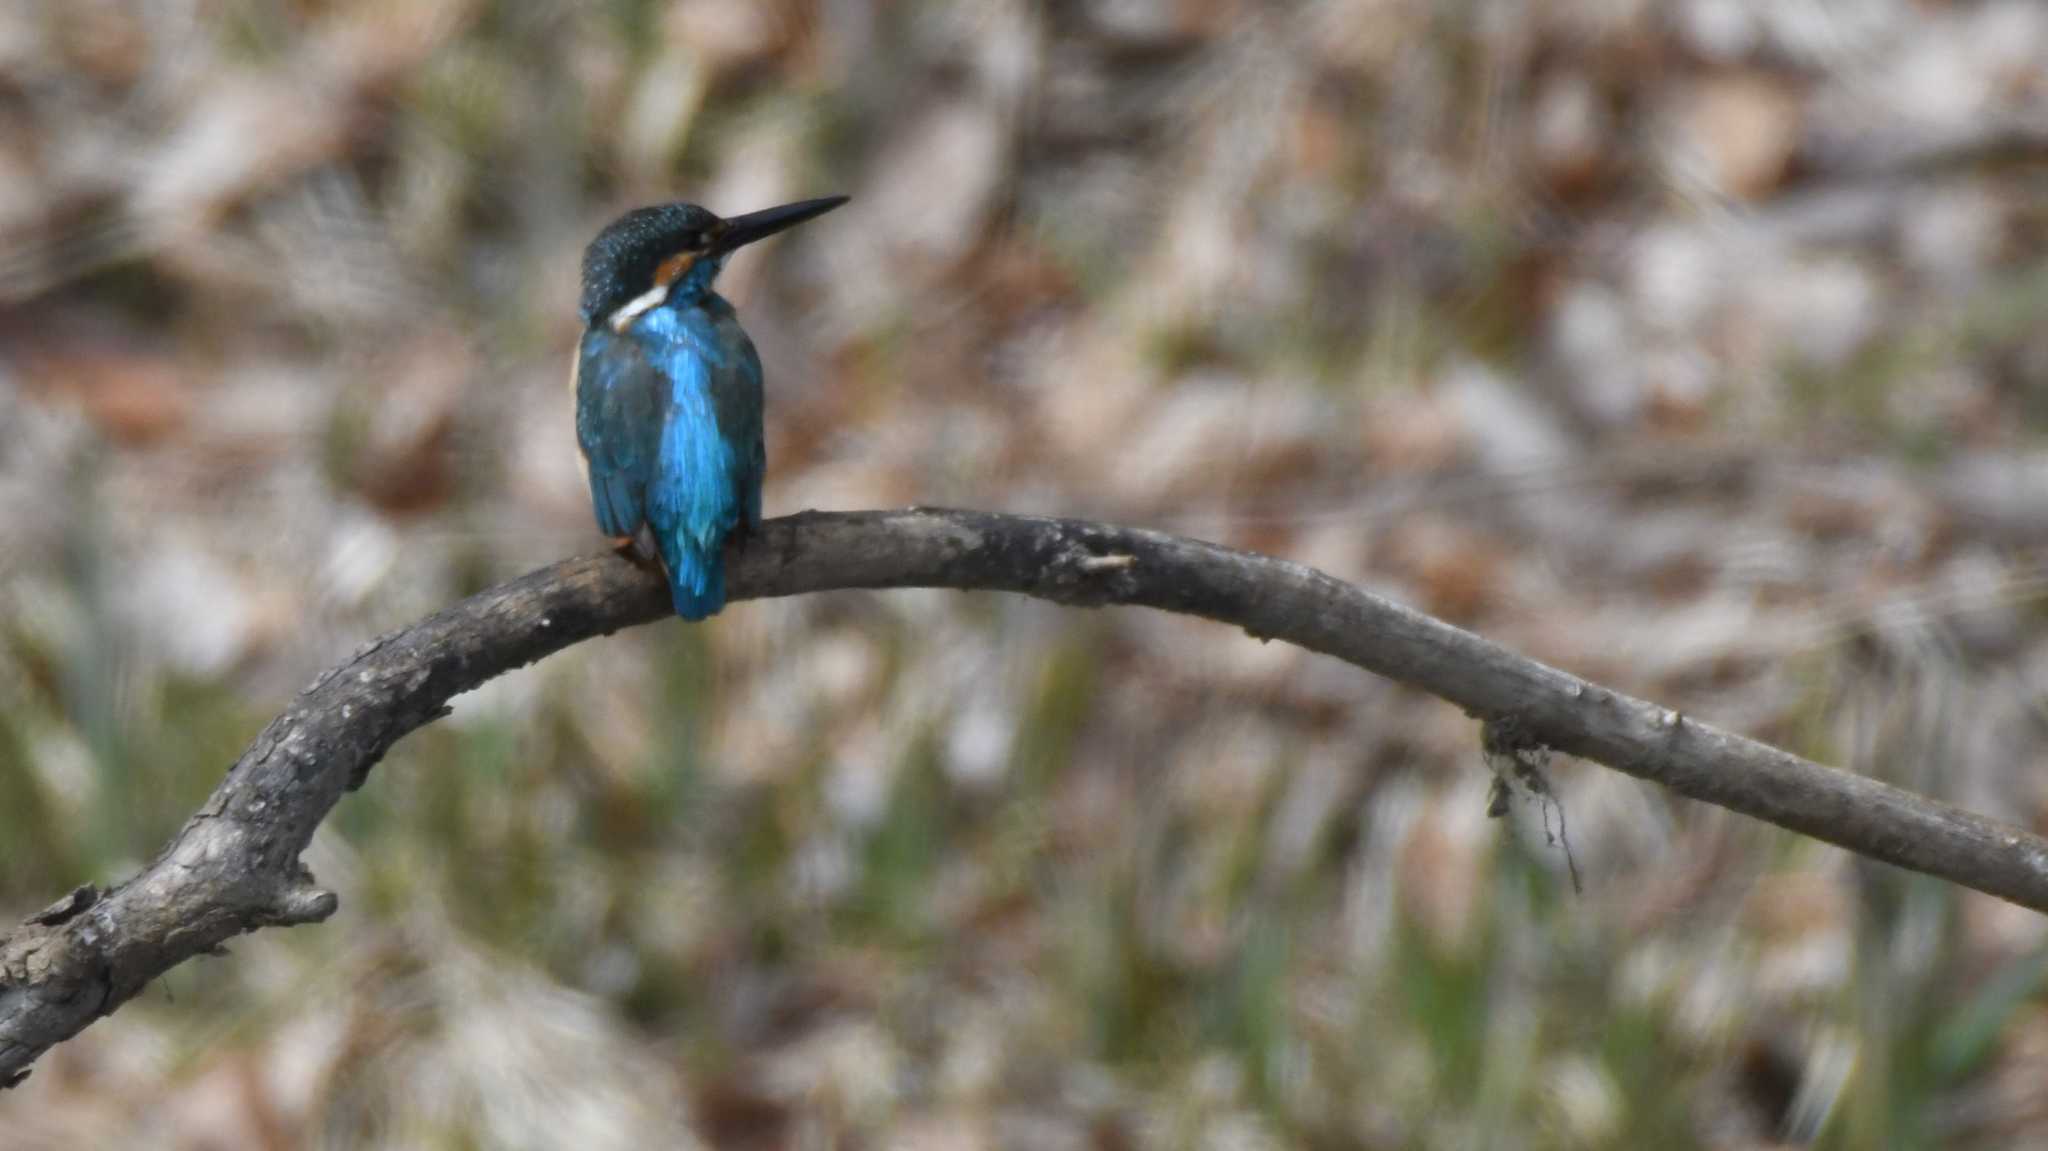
[611,531,660,568]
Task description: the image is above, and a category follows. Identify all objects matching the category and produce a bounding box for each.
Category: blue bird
[574,195,847,619]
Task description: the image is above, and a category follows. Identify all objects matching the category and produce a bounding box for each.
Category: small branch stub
[272,884,339,926]
[26,886,98,927]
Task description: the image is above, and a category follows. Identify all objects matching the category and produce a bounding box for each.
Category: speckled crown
[579,202,719,323]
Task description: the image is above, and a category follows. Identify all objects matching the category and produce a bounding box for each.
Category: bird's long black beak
[714,195,849,254]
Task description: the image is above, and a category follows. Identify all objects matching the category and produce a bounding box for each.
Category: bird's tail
[660,531,726,621]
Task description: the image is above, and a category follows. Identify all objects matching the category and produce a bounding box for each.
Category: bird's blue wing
[574,328,664,538]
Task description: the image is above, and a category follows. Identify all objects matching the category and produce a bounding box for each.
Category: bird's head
[579,195,848,329]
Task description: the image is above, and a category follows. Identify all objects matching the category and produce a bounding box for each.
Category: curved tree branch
[6,508,2048,1085]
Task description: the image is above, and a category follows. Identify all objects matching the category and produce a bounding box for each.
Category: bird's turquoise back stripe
[635,304,746,620]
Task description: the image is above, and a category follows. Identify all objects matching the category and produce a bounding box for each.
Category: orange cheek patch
[655,251,697,287]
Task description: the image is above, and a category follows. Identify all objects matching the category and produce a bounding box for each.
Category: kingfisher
[574,195,847,619]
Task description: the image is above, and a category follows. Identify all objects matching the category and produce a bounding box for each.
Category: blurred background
[1,1,2047,1147]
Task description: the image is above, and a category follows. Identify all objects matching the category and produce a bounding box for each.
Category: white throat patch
[607,282,670,332]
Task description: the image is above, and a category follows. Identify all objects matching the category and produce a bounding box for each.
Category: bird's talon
[612,534,660,568]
